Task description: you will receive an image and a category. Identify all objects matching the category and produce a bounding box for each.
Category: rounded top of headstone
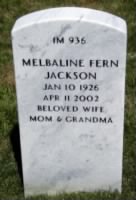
[12,7,127,34]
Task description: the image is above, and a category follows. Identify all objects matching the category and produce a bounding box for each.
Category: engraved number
[69,37,86,44]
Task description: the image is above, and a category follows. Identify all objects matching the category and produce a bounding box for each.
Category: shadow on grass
[10,123,24,186]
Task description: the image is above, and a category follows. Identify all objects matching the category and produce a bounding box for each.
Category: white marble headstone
[12,7,127,197]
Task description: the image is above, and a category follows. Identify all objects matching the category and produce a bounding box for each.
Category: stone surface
[11,7,127,197]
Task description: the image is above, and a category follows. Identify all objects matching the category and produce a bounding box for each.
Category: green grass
[0,0,135,199]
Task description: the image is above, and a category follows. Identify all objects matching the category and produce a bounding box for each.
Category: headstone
[11,7,127,197]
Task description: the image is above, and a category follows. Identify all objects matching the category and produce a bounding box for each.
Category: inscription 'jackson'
[44,71,96,80]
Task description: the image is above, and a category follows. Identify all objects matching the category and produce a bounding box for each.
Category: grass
[0,0,135,199]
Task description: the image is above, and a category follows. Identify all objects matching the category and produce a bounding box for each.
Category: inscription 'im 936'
[52,36,87,44]
[12,7,127,197]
